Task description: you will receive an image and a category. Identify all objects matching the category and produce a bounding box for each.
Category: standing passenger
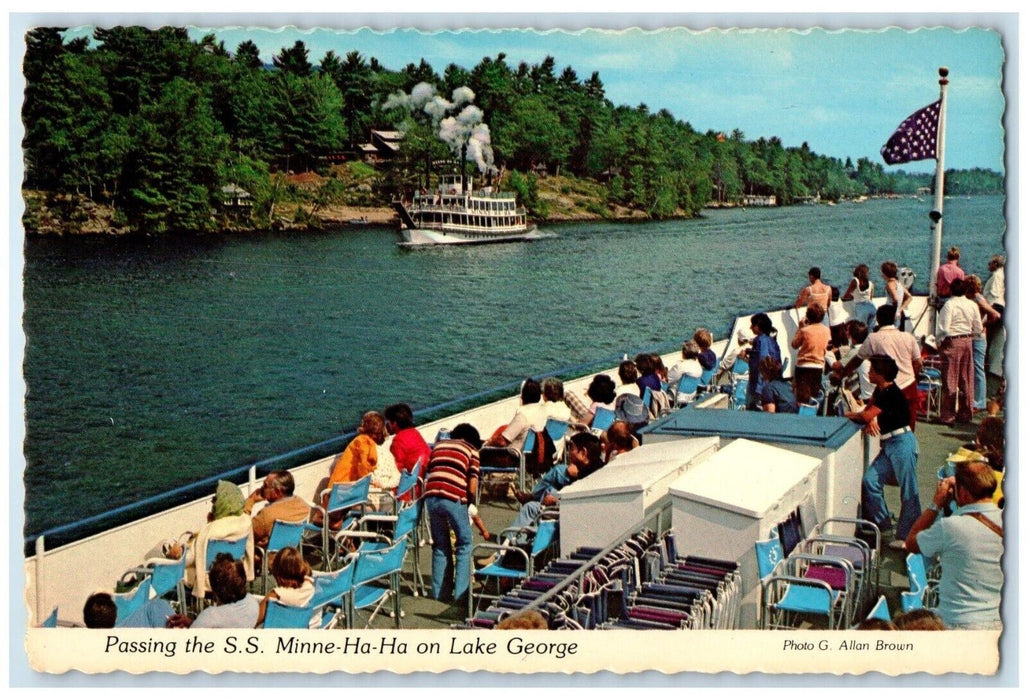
[423,423,481,604]
[881,261,912,328]
[842,263,876,327]
[962,275,1001,412]
[791,303,831,405]
[845,355,921,550]
[794,266,832,312]
[935,245,965,299]
[936,279,982,427]
[743,313,782,411]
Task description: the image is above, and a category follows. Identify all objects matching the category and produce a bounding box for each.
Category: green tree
[121,78,229,231]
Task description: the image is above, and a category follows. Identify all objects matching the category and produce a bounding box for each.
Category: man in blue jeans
[422,423,481,604]
[844,355,921,550]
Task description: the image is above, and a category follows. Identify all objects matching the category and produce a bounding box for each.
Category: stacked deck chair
[462,530,741,631]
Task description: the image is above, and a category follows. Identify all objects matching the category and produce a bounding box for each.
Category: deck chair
[806,517,881,608]
[113,578,152,624]
[544,418,570,463]
[41,607,59,628]
[311,475,372,568]
[469,518,559,620]
[258,519,308,593]
[731,378,749,410]
[335,501,424,597]
[900,552,938,613]
[866,595,891,622]
[477,445,525,502]
[761,552,857,630]
[698,366,717,393]
[591,406,616,432]
[798,400,820,416]
[310,556,358,629]
[672,375,700,406]
[350,538,408,628]
[378,463,423,514]
[121,546,189,614]
[262,598,317,629]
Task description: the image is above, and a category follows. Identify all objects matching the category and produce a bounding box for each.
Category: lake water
[21,195,1007,540]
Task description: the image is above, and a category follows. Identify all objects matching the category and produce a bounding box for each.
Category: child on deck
[255,546,315,628]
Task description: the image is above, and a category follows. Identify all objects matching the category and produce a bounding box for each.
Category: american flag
[880,100,941,165]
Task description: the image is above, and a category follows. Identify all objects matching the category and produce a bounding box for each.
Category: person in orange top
[328,411,387,486]
[791,303,831,405]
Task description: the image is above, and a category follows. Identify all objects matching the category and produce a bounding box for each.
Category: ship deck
[368,411,990,630]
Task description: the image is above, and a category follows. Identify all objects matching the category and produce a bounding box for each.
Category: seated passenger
[507,432,604,533]
[255,546,315,628]
[615,360,640,397]
[541,377,572,422]
[758,357,798,414]
[634,353,663,396]
[486,378,547,453]
[693,328,717,372]
[168,553,260,629]
[384,402,432,479]
[328,411,387,486]
[243,470,310,562]
[668,340,703,402]
[603,419,640,462]
[155,480,255,600]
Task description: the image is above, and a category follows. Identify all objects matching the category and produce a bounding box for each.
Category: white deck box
[642,410,865,529]
[558,436,719,556]
[668,438,822,628]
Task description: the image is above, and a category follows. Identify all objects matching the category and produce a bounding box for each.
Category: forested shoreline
[21,27,1004,236]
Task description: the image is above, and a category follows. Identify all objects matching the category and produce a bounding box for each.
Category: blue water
[21,196,1007,538]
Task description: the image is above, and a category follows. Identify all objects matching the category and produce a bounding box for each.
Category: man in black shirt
[844,355,922,550]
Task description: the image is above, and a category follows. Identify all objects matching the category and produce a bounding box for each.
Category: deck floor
[354,412,992,630]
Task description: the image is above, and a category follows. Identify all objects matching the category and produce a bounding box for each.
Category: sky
[51,16,1011,174]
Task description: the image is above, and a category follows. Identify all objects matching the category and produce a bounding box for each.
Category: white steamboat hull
[399,224,545,247]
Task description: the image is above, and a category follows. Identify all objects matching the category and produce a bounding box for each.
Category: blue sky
[154,21,1010,173]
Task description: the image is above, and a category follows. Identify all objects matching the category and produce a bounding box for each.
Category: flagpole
[928,67,950,335]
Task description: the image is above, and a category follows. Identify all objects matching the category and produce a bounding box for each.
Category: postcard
[10,12,1014,684]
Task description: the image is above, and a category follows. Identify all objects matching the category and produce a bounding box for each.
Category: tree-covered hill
[21,27,1004,235]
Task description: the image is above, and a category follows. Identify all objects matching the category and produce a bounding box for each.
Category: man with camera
[905,461,1003,630]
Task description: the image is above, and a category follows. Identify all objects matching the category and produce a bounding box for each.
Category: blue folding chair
[312,475,372,568]
[336,501,424,597]
[867,595,891,622]
[591,406,616,432]
[263,598,317,629]
[311,556,358,628]
[698,366,716,392]
[469,518,559,620]
[756,532,856,630]
[205,533,249,570]
[122,546,189,614]
[673,375,700,406]
[731,378,749,410]
[350,539,408,629]
[901,552,938,612]
[259,519,308,593]
[113,579,152,624]
[798,400,820,416]
[544,418,570,463]
[41,607,58,628]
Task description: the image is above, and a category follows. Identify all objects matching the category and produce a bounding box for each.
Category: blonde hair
[359,411,387,443]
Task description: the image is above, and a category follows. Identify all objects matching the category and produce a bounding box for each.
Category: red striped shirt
[423,439,480,503]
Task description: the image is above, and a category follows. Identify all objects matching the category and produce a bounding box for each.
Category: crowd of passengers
[81,253,1005,631]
